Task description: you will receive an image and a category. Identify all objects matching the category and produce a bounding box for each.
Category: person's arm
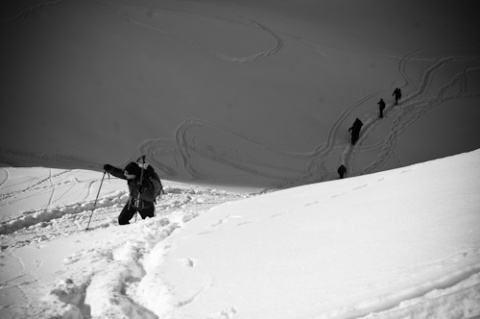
[103,164,126,180]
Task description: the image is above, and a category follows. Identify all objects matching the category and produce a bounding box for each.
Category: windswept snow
[1,150,480,319]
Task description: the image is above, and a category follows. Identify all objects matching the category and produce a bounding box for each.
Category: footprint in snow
[237,221,253,227]
[211,306,238,319]
[180,258,195,268]
[198,230,216,236]
[353,184,368,190]
[211,215,242,227]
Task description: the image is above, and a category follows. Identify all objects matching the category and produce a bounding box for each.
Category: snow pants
[118,199,154,225]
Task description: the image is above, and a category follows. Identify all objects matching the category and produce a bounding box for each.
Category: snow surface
[1,0,480,189]
[1,150,480,319]
[1,0,480,317]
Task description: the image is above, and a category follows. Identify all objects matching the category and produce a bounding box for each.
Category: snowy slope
[155,149,480,319]
[1,149,479,319]
[0,169,251,318]
[1,0,480,189]
[1,0,480,317]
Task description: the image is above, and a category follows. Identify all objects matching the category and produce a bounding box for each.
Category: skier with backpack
[348,118,363,145]
[103,156,163,225]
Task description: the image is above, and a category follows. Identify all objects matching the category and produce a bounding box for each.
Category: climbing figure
[378,98,386,118]
[348,118,363,145]
[337,165,347,179]
[392,88,402,105]
[103,157,162,225]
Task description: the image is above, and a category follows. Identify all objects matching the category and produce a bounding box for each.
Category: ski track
[0,185,249,246]
[4,1,479,190]
[0,168,10,190]
[139,118,306,183]
[91,0,283,64]
[0,170,78,211]
[45,169,55,209]
[0,0,64,22]
[351,53,480,175]
[138,48,480,189]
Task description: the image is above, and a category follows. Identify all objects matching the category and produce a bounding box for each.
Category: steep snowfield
[1,149,479,319]
[155,149,480,319]
[1,0,480,317]
[1,0,480,189]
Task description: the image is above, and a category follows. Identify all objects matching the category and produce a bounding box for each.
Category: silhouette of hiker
[378,98,386,118]
[348,118,363,145]
[337,165,347,179]
[392,88,402,105]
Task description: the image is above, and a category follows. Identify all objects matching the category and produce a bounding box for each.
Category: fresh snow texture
[0,168,250,318]
[1,149,480,319]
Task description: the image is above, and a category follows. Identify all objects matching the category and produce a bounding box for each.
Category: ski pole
[135,155,146,222]
[86,171,106,231]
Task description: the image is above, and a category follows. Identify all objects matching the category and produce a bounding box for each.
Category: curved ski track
[140,48,480,189]
[3,0,283,63]
[3,1,480,189]
[0,0,64,22]
[0,170,78,212]
[93,0,283,64]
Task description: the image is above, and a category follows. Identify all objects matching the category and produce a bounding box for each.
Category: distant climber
[378,98,386,118]
[348,118,363,145]
[392,88,402,105]
[337,165,347,179]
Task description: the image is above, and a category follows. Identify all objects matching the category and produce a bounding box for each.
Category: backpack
[144,165,163,201]
[137,164,163,203]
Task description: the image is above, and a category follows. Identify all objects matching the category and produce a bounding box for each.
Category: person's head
[124,162,141,179]
[136,156,149,170]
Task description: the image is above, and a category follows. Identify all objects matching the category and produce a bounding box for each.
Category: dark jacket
[349,118,363,132]
[105,163,156,203]
[393,88,402,99]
